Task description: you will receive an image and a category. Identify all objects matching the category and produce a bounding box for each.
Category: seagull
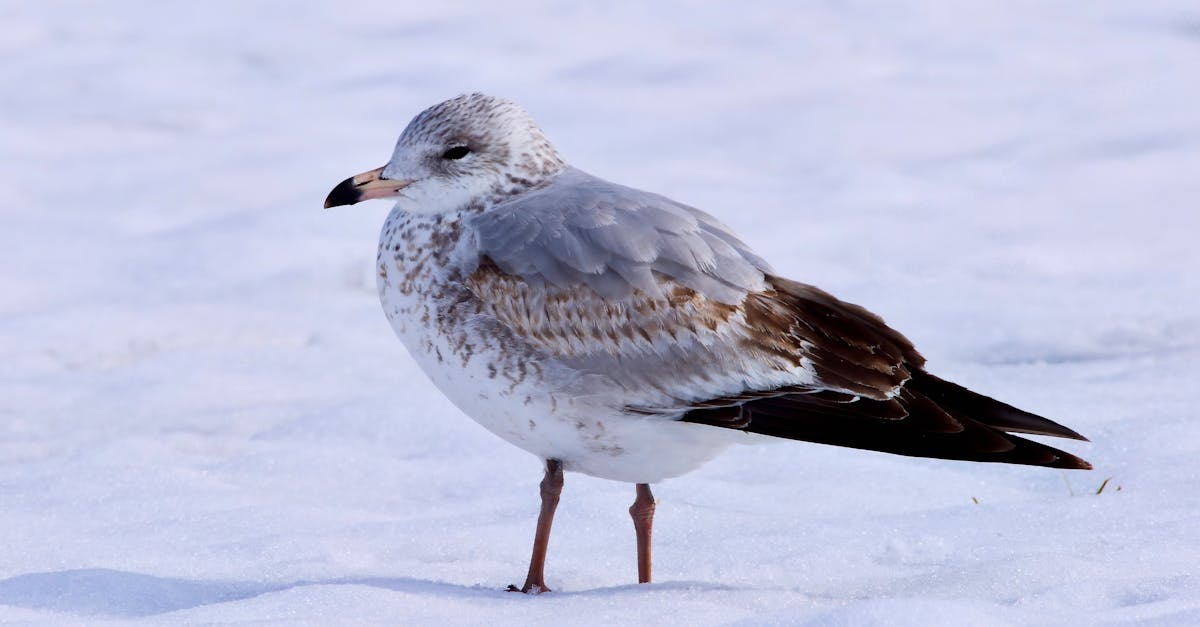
[325,93,1091,593]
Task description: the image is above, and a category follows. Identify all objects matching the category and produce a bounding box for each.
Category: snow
[2,0,1199,624]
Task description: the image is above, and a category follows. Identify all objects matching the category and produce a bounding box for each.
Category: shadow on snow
[0,568,496,617]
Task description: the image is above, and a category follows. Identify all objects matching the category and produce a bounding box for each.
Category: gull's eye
[441,146,471,160]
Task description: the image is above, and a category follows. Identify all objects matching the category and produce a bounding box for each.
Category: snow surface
[2,1,1199,625]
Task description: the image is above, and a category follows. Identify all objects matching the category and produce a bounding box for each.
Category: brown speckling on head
[383,94,566,213]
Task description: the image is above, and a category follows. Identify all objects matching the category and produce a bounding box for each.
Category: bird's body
[374,196,739,482]
[327,93,1091,592]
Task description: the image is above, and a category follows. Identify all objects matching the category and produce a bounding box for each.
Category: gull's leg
[508,459,563,594]
[630,483,656,584]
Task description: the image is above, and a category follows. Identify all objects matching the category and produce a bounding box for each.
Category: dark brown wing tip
[1040,419,1090,442]
[1054,454,1093,470]
[907,371,1091,443]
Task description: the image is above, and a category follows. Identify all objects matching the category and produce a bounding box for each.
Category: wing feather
[469,167,770,306]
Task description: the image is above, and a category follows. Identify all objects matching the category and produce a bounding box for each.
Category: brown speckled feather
[743,276,925,401]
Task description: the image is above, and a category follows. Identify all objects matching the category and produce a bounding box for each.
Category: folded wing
[464,168,1090,469]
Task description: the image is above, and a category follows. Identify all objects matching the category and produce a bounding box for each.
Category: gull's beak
[324,166,412,209]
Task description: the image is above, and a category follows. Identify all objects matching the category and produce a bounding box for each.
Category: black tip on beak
[324,176,361,209]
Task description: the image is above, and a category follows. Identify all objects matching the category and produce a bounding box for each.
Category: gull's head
[325,93,565,212]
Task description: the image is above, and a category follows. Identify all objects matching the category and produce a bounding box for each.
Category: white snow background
[2,1,1199,625]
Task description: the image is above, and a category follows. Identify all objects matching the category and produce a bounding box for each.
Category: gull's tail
[681,370,1091,470]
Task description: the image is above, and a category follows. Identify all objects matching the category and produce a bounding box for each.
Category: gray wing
[462,168,921,405]
[467,167,772,305]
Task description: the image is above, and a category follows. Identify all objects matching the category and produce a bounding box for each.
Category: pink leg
[630,483,656,584]
[508,459,564,593]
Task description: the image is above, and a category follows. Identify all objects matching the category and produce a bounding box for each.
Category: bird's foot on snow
[506,582,551,594]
